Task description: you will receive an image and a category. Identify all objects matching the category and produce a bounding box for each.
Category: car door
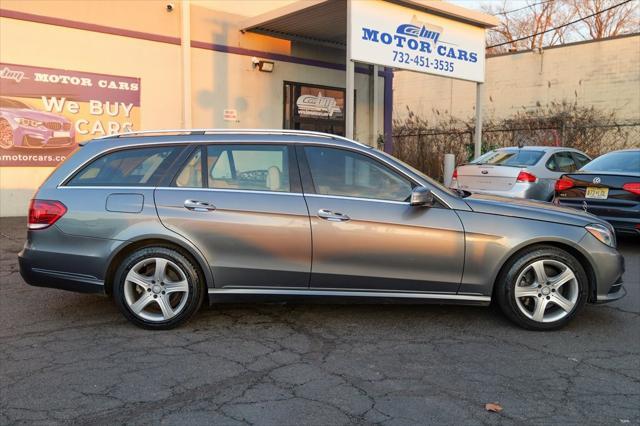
[155,143,312,289]
[299,145,465,293]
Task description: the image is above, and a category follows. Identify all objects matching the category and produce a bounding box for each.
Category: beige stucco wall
[393,34,640,123]
[0,0,383,216]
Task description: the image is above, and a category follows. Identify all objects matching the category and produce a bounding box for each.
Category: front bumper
[13,126,75,148]
[579,232,626,303]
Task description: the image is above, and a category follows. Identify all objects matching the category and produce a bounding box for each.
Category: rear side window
[68,146,178,186]
[175,145,291,192]
[546,152,577,173]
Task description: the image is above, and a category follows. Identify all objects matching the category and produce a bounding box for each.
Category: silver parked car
[19,130,624,330]
[452,146,592,201]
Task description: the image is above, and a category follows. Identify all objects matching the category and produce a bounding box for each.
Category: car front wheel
[113,246,205,329]
[496,245,588,330]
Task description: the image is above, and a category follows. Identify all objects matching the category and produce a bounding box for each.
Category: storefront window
[283,82,350,136]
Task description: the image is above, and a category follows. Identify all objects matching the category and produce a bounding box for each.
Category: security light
[252,59,274,73]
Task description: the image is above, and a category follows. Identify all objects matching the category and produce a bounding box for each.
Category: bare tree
[485,0,639,53]
[567,0,639,39]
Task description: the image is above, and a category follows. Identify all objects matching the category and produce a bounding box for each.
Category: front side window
[572,152,591,169]
[68,146,177,186]
[304,147,413,201]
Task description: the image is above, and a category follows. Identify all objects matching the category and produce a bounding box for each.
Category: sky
[448,0,529,12]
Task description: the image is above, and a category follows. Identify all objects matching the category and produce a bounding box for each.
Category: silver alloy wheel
[124,257,190,322]
[514,259,579,323]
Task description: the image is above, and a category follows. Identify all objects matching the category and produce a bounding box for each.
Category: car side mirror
[410,187,434,207]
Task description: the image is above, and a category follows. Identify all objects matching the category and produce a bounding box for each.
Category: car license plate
[585,187,608,199]
[53,131,70,137]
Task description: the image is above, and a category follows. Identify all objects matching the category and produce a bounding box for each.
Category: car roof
[91,129,372,150]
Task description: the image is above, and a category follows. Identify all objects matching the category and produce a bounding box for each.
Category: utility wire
[487,0,635,48]
[494,0,554,16]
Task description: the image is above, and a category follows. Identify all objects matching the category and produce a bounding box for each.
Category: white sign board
[223,109,238,121]
[350,0,486,82]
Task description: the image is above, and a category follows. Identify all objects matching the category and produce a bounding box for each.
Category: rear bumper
[458,183,550,201]
[19,248,105,294]
[17,226,116,295]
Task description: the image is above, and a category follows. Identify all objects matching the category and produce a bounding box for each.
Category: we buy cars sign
[349,0,486,83]
[0,63,140,166]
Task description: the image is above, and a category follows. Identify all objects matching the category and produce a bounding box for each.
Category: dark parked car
[0,97,75,149]
[554,149,640,235]
[19,130,625,331]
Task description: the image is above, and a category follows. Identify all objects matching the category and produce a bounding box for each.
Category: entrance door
[299,145,465,293]
[155,144,312,289]
[283,82,348,136]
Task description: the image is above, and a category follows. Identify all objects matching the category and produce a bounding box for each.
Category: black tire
[113,246,205,329]
[495,245,588,331]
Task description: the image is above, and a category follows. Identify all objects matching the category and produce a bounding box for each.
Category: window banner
[0,63,141,166]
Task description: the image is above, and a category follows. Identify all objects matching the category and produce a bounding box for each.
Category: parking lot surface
[1,217,638,425]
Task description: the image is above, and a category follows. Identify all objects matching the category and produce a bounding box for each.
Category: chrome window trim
[304,193,409,206]
[208,288,491,303]
[157,187,303,196]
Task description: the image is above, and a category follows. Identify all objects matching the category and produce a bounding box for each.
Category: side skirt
[207,288,491,306]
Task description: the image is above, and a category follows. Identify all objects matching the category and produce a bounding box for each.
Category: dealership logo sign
[0,67,27,83]
[396,15,442,44]
[296,93,342,118]
[360,15,478,63]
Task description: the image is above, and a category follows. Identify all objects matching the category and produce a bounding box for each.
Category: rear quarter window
[67,146,178,186]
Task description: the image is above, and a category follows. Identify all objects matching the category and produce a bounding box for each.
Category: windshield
[374,149,459,197]
[472,149,544,167]
[581,151,640,174]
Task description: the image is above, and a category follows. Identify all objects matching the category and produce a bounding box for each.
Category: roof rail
[95,129,370,148]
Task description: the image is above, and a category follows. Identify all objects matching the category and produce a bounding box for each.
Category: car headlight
[14,117,44,128]
[586,223,616,248]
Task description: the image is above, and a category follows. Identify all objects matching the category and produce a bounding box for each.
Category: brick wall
[393,34,640,123]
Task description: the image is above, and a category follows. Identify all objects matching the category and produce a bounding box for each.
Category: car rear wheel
[0,119,14,149]
[496,246,588,330]
[113,247,204,329]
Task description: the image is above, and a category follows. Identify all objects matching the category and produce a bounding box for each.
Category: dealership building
[0,0,496,216]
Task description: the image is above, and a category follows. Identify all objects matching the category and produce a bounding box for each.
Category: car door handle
[318,209,350,222]
[184,199,216,212]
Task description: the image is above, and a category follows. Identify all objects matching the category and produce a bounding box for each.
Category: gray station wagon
[19,130,625,330]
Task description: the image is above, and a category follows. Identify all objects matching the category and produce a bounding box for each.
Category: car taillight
[622,182,640,195]
[28,199,67,230]
[452,169,458,180]
[555,178,574,191]
[516,171,537,183]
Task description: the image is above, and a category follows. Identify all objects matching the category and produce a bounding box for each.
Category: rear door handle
[318,209,350,222]
[184,199,216,212]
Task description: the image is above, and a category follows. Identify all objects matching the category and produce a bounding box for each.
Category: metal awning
[240,0,498,49]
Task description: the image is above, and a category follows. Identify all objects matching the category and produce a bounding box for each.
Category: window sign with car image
[0,63,140,166]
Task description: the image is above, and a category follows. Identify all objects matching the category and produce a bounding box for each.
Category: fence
[392,123,640,182]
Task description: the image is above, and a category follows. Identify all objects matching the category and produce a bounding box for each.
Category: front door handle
[184,199,216,212]
[318,209,350,222]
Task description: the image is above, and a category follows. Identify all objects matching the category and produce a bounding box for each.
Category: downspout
[383,67,393,154]
[181,0,192,128]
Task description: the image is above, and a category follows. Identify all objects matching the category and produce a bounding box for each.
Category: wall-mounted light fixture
[251,57,275,73]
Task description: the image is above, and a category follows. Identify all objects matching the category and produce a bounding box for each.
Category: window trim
[298,144,420,204]
[62,144,187,188]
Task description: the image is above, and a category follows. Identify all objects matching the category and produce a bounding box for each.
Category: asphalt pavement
[0,217,638,425]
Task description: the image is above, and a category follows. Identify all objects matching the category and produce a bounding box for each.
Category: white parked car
[452,146,591,201]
